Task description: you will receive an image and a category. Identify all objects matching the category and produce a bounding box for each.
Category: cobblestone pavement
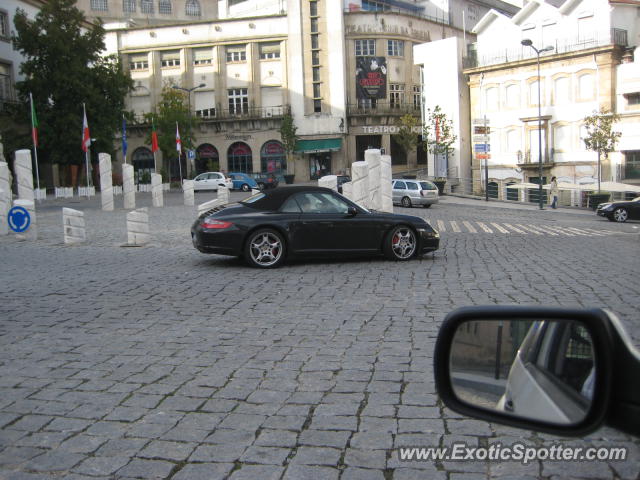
[1,190,639,480]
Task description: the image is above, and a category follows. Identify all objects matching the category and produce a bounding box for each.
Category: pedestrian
[549,176,559,209]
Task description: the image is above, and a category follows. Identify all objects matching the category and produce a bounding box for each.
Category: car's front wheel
[613,207,628,223]
[241,183,250,192]
[383,225,417,261]
[401,196,412,208]
[244,229,286,268]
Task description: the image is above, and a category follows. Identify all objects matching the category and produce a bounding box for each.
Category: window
[0,63,12,102]
[625,93,640,106]
[554,77,569,105]
[357,98,376,109]
[313,83,321,98]
[387,40,404,57]
[160,51,180,68]
[529,80,541,106]
[578,74,594,100]
[129,54,149,70]
[505,84,520,108]
[413,85,421,109]
[406,182,418,190]
[123,0,136,13]
[506,129,521,153]
[390,84,404,108]
[311,34,319,50]
[259,42,280,59]
[296,192,350,214]
[90,0,108,11]
[312,67,320,82]
[486,87,498,111]
[355,39,376,56]
[554,124,571,151]
[624,151,640,179]
[228,88,248,115]
[228,142,252,173]
[193,48,212,65]
[362,0,388,11]
[309,0,318,16]
[159,0,172,14]
[195,108,216,118]
[140,0,154,13]
[393,181,407,190]
[314,99,322,113]
[310,18,318,33]
[185,0,201,16]
[311,51,320,66]
[226,45,246,62]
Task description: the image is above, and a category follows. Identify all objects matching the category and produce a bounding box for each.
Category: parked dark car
[191,186,440,268]
[596,196,640,222]
[249,173,279,190]
[337,175,351,194]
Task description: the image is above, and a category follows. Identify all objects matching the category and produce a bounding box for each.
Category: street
[1,191,639,480]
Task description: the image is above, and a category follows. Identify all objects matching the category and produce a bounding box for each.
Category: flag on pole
[82,105,91,152]
[435,117,440,143]
[176,122,182,153]
[151,119,159,153]
[122,115,128,160]
[30,93,38,147]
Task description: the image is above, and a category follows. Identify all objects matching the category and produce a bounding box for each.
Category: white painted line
[437,220,446,232]
[477,222,493,233]
[504,223,527,234]
[516,224,543,235]
[462,221,477,233]
[451,221,461,233]
[529,225,559,236]
[490,223,510,234]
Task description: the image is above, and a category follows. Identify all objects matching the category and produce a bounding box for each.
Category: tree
[279,112,298,176]
[393,114,420,164]
[422,105,457,178]
[11,0,132,184]
[583,109,621,192]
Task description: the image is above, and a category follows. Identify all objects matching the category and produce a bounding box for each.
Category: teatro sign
[361,126,422,134]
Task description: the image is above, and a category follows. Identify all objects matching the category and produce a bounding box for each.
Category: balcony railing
[464,28,627,69]
[131,105,290,124]
[347,103,420,116]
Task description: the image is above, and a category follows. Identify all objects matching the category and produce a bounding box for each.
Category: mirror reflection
[450,320,595,425]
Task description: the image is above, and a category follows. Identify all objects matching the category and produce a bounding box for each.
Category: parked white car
[193,172,233,191]
[392,179,439,208]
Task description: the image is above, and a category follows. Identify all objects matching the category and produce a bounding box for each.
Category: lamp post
[172,83,205,177]
[520,39,553,210]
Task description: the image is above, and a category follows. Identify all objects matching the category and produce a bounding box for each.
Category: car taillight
[202,218,233,229]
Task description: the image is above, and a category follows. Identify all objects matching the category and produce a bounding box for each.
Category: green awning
[294,138,342,153]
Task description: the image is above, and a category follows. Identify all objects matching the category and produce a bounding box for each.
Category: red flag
[151,120,159,153]
[176,122,182,153]
[82,105,91,152]
[435,117,440,143]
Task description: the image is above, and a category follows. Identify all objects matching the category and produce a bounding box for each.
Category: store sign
[361,126,421,134]
[356,57,387,100]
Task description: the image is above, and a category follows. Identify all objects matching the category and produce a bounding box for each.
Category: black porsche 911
[191,186,440,268]
[596,196,640,222]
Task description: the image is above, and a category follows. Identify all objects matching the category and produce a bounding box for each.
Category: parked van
[392,179,439,208]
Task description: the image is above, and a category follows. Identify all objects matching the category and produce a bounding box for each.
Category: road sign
[187,149,196,160]
[476,153,491,160]
[474,144,490,153]
[8,206,31,233]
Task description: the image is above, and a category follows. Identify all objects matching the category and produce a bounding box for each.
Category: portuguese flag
[30,93,38,147]
[151,119,159,152]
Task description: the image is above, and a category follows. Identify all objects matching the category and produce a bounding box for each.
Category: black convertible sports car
[191,186,440,268]
[596,196,640,222]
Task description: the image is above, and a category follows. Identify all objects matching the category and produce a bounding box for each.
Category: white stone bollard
[198,198,222,217]
[151,173,163,207]
[342,182,353,201]
[99,153,114,211]
[217,185,230,204]
[0,162,10,236]
[62,208,86,244]
[319,175,338,191]
[365,149,381,210]
[351,161,370,208]
[15,150,34,201]
[183,180,194,206]
[122,164,135,209]
[12,199,37,240]
[380,154,393,212]
[126,207,149,246]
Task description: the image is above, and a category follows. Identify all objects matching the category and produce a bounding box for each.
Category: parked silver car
[392,179,439,208]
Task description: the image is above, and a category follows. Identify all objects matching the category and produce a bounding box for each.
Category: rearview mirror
[347,206,358,216]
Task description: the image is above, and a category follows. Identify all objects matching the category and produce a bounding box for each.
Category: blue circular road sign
[8,206,31,233]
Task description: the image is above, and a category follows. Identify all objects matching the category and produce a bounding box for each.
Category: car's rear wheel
[401,196,412,208]
[613,207,628,223]
[245,229,286,268]
[241,183,250,192]
[383,225,417,261]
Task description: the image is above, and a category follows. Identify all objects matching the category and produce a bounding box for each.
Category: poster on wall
[356,57,387,99]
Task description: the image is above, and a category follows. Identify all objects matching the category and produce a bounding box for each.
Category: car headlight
[598,203,612,210]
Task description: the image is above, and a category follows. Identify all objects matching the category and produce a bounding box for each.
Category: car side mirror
[433,306,640,437]
[347,206,358,216]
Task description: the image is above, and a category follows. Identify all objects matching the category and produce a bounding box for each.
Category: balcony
[347,103,420,117]
[464,28,627,69]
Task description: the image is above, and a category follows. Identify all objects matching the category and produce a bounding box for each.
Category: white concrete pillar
[351,161,369,208]
[342,181,353,201]
[319,175,338,191]
[365,149,381,210]
[380,154,393,212]
[99,153,114,211]
[15,150,34,201]
[62,208,86,244]
[12,199,36,240]
[198,198,222,217]
[126,207,149,246]
[183,180,195,206]
[0,162,10,236]
[218,185,229,204]
[122,164,135,209]
[151,173,163,207]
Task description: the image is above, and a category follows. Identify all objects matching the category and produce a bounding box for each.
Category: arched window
[505,84,520,108]
[506,182,519,201]
[158,0,172,14]
[228,142,253,173]
[132,147,154,183]
[185,0,201,16]
[554,77,570,105]
[260,141,286,174]
[487,181,499,199]
[140,0,154,13]
[196,144,219,174]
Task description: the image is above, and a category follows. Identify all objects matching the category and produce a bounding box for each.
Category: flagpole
[29,93,41,200]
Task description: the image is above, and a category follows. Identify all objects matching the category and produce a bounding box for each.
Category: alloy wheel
[401,197,412,208]
[613,208,628,223]
[249,232,283,267]
[391,227,416,259]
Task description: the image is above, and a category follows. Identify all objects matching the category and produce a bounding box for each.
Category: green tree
[583,109,621,192]
[393,114,420,161]
[279,112,298,175]
[11,0,132,175]
[422,105,457,178]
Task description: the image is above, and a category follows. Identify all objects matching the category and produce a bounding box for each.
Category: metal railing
[343,7,450,25]
[131,105,290,124]
[347,103,420,116]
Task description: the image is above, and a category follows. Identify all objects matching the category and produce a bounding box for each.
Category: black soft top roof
[241,186,333,211]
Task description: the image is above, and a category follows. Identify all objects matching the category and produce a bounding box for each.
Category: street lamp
[521,39,554,210]
[171,83,205,177]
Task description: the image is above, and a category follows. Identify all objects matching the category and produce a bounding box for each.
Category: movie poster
[355,57,387,99]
